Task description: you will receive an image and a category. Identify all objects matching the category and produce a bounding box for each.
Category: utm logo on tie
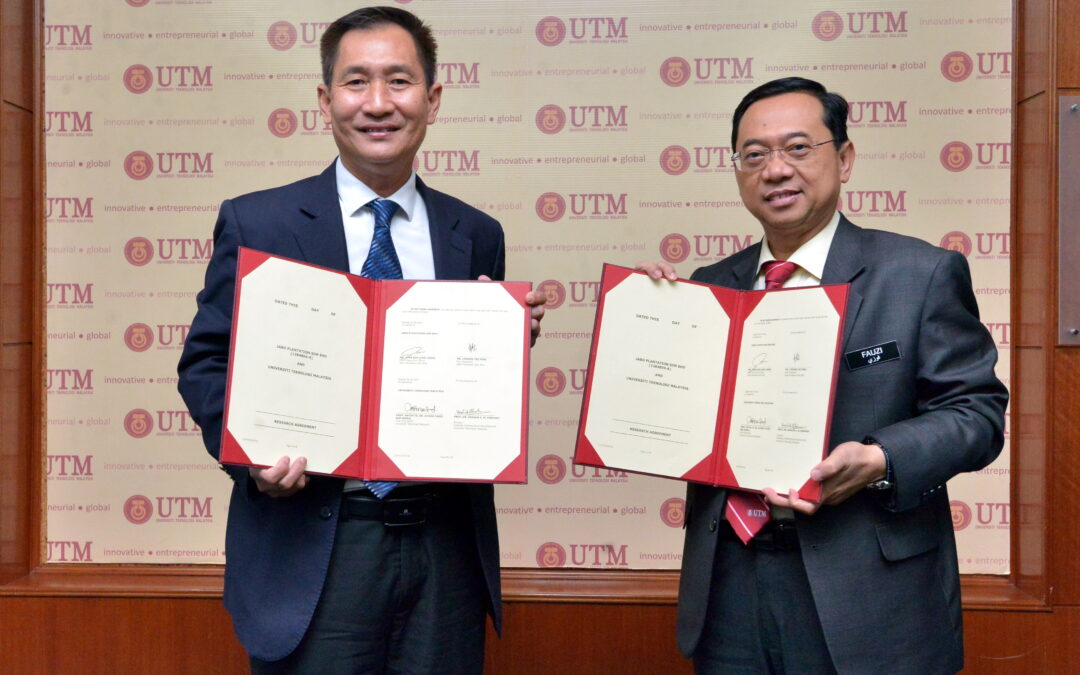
[660,233,690,264]
[124,323,154,352]
[123,64,152,94]
[940,141,972,172]
[659,57,690,87]
[124,151,154,180]
[537,280,566,309]
[535,105,566,134]
[124,409,154,439]
[267,21,297,51]
[659,145,690,176]
[536,542,567,567]
[535,192,566,222]
[267,108,298,138]
[941,51,973,82]
[660,498,686,528]
[536,454,567,484]
[812,11,843,41]
[535,367,566,397]
[535,17,566,46]
[939,231,972,258]
[124,237,155,266]
[124,495,154,524]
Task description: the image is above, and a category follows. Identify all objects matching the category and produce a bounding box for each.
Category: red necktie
[724,259,800,544]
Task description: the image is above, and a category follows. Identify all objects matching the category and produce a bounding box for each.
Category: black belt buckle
[770,519,799,551]
[382,495,431,527]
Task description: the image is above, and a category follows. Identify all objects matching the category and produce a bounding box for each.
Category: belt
[341,484,452,527]
[725,517,801,552]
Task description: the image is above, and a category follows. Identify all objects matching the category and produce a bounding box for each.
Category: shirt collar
[756,211,841,282]
[334,157,420,221]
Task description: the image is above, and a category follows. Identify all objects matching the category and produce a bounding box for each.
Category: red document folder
[574,264,848,500]
[221,247,531,483]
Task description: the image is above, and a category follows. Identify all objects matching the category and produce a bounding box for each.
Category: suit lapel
[821,215,865,349]
[417,176,472,280]
[729,245,761,291]
[289,163,350,272]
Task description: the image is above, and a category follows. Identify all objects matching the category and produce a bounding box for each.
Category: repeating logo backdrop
[45,0,1012,573]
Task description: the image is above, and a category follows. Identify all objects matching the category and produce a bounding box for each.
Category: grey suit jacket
[676,217,1007,674]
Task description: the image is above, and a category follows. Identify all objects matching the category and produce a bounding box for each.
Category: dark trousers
[693,524,837,675]
[251,487,487,675]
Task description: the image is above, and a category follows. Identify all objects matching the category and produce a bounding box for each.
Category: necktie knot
[368,198,400,229]
[762,260,798,290]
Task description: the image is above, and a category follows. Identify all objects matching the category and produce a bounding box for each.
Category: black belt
[725,517,801,552]
[341,484,453,527]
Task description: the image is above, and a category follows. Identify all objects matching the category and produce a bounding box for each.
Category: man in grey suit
[640,78,1007,673]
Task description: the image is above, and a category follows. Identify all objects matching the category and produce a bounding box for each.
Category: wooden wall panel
[0,0,34,109]
[1013,94,1050,347]
[1017,0,1051,101]
[1051,350,1080,603]
[1058,0,1080,86]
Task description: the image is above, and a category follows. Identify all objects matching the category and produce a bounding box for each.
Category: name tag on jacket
[844,341,901,371]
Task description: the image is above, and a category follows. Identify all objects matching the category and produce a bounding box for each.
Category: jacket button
[319,506,333,520]
[709,518,718,532]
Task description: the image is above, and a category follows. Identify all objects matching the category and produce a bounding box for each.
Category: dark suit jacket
[177,164,506,662]
[676,217,1007,674]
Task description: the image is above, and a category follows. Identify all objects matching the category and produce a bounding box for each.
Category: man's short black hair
[320,6,438,88]
[731,77,849,150]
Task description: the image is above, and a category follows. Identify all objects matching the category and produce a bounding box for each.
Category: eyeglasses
[731,139,835,172]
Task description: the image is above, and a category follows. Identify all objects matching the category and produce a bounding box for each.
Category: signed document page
[225,255,367,475]
[377,282,526,480]
[724,288,841,492]
[581,270,729,478]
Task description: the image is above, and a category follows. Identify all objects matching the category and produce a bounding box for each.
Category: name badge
[844,341,901,371]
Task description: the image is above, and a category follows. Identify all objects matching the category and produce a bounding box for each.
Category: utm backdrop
[44,0,1012,574]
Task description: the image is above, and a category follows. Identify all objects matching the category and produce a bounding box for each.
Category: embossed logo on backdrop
[536,367,567,397]
[123,64,153,94]
[939,231,973,258]
[123,151,154,180]
[950,500,972,531]
[812,11,843,41]
[124,495,153,524]
[267,21,298,51]
[126,0,150,6]
[124,409,154,439]
[124,237,155,266]
[535,16,566,46]
[659,57,691,87]
[660,233,690,264]
[537,280,566,309]
[124,323,154,352]
[536,542,567,567]
[941,51,973,82]
[536,454,567,484]
[660,145,691,175]
[535,192,566,222]
[535,105,566,134]
[660,497,686,527]
[940,141,973,172]
[268,108,298,137]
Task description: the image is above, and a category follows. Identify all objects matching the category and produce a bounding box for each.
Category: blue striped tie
[360,198,401,499]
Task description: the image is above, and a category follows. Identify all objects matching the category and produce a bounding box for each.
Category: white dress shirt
[752,211,841,290]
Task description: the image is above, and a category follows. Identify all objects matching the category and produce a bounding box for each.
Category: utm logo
[941,51,974,82]
[123,64,153,94]
[660,497,686,528]
[536,367,567,397]
[659,57,691,87]
[535,192,566,222]
[536,16,566,46]
[940,231,973,257]
[124,495,154,525]
[268,108,298,137]
[660,233,690,264]
[535,105,566,134]
[124,237,155,266]
[267,21,297,51]
[124,323,154,352]
[812,11,843,41]
[940,141,973,172]
[660,145,690,175]
[537,280,566,309]
[536,542,567,567]
[126,0,150,6]
[536,454,567,485]
[950,500,972,531]
[124,151,154,180]
[124,409,154,439]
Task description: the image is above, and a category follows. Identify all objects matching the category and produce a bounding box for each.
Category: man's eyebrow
[335,63,420,79]
[739,131,813,149]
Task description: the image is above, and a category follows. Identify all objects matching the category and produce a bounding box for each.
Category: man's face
[318,25,441,192]
[733,92,853,242]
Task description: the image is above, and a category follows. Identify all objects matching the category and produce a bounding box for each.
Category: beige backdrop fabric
[44,0,1012,574]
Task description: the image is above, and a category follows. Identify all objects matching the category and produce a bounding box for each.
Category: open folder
[574,264,849,500]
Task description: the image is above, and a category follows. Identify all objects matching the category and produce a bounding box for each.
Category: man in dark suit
[640,78,1007,673]
[178,7,543,673]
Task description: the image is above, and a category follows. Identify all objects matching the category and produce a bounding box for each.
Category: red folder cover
[573,264,848,500]
[221,247,531,483]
